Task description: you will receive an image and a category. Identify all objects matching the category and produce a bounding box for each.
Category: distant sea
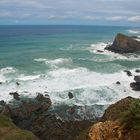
[0,25,140,120]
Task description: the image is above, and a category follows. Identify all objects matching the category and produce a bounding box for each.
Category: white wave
[34,58,47,62]
[0,66,140,120]
[87,42,140,62]
[0,67,16,83]
[17,74,40,81]
[34,58,72,68]
[0,67,16,74]
[135,38,140,42]
[128,29,140,34]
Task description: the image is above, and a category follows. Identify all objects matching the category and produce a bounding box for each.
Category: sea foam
[34,58,72,69]
[128,29,140,34]
[87,42,140,62]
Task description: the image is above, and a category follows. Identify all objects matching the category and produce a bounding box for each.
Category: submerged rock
[105,33,140,53]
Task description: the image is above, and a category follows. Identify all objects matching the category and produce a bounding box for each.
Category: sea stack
[105,33,140,53]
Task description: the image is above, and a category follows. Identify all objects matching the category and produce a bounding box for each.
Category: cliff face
[105,33,140,53]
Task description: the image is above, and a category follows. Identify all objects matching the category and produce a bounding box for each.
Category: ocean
[0,25,140,120]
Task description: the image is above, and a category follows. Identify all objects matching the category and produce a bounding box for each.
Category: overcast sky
[0,0,140,26]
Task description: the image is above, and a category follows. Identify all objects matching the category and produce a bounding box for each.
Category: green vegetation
[121,99,140,131]
[0,115,39,140]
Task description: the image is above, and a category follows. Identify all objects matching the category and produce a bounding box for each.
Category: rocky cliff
[77,96,140,140]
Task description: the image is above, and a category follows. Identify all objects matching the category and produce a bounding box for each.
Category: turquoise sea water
[0,25,140,120]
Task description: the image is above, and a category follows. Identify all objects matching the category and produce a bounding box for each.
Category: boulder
[105,33,140,53]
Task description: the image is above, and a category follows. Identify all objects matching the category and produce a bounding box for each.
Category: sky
[0,0,140,26]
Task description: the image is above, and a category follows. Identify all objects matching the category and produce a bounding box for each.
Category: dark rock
[16,82,20,86]
[0,100,6,106]
[68,92,74,99]
[135,69,140,73]
[116,81,121,85]
[9,91,20,100]
[130,82,140,91]
[124,70,132,76]
[130,36,138,39]
[105,33,140,53]
[97,50,104,53]
[134,76,140,83]
[67,107,75,115]
[0,82,2,84]
[1,94,92,140]
[4,94,51,120]
[130,76,140,91]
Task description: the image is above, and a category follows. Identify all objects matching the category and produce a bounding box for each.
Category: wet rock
[0,100,6,106]
[135,69,140,73]
[134,76,140,83]
[67,107,75,115]
[130,76,140,91]
[16,82,20,86]
[116,81,121,85]
[124,70,132,76]
[9,91,20,100]
[105,33,140,53]
[0,82,3,84]
[130,82,140,91]
[68,92,74,99]
[97,50,104,53]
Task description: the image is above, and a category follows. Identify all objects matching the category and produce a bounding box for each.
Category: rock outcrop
[77,97,140,140]
[101,96,136,121]
[130,76,140,91]
[105,33,140,53]
[0,93,92,140]
[1,93,140,140]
